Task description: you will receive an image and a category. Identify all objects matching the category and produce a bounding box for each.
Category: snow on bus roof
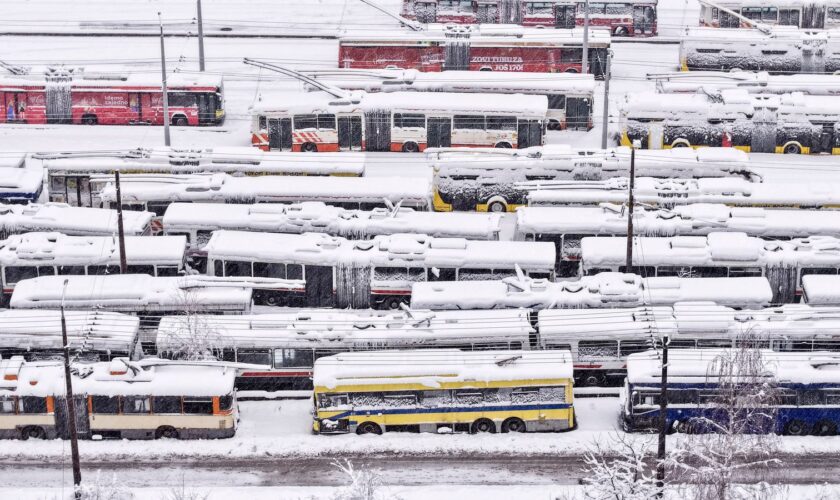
[515,204,840,239]
[803,275,840,305]
[98,173,432,206]
[9,274,252,312]
[626,349,840,385]
[203,230,555,270]
[682,26,838,42]
[0,155,43,197]
[581,232,840,269]
[162,202,502,241]
[410,274,772,310]
[0,153,25,169]
[0,309,138,352]
[339,25,611,45]
[0,233,186,266]
[1,358,235,398]
[251,90,548,116]
[0,72,222,90]
[156,309,533,350]
[0,203,153,236]
[654,71,840,96]
[313,349,574,389]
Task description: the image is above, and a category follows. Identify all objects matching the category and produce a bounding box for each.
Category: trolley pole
[625,143,636,270]
[61,278,83,499]
[114,172,128,274]
[197,0,206,72]
[582,0,590,74]
[600,50,612,149]
[656,334,670,495]
[158,12,172,147]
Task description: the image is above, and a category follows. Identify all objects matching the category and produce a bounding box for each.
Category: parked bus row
[699,0,840,29]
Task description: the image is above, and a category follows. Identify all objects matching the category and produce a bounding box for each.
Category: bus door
[555,4,576,28]
[779,8,801,26]
[337,115,363,151]
[268,118,293,151]
[633,6,656,34]
[414,1,437,23]
[197,93,214,125]
[427,117,452,148]
[750,107,777,153]
[55,395,91,439]
[305,265,335,308]
[476,2,498,23]
[63,176,94,207]
[566,97,591,131]
[129,93,143,123]
[819,123,834,154]
[4,92,26,122]
[364,111,391,152]
[517,120,543,148]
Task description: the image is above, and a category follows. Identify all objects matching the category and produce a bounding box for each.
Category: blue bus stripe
[325,403,573,421]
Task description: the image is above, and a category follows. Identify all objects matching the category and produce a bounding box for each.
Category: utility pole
[656,333,670,495]
[196,0,206,72]
[158,12,172,146]
[600,50,612,149]
[60,278,83,499]
[114,172,128,274]
[625,142,636,270]
[582,0,590,74]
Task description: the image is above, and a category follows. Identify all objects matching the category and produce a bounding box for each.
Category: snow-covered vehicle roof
[653,71,840,96]
[431,145,758,181]
[0,357,236,398]
[802,275,840,305]
[581,232,840,270]
[410,273,772,310]
[156,309,534,351]
[0,232,186,267]
[515,204,840,239]
[0,203,153,237]
[9,274,252,314]
[203,230,555,271]
[524,177,840,208]
[0,153,44,203]
[626,349,840,386]
[339,25,611,47]
[162,201,502,242]
[313,349,574,390]
[98,173,432,209]
[0,72,222,91]
[0,309,138,353]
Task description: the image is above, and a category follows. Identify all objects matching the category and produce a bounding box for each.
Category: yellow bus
[312,349,575,435]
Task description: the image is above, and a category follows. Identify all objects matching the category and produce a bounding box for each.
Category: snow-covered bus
[802,274,840,305]
[307,69,595,130]
[0,153,44,204]
[652,71,840,95]
[580,232,840,303]
[0,232,187,304]
[699,1,840,29]
[0,357,237,440]
[313,350,575,435]
[97,174,434,214]
[250,91,547,153]
[156,309,534,390]
[679,27,840,73]
[0,203,153,239]
[203,230,555,308]
[39,147,365,208]
[338,25,611,76]
[431,145,758,213]
[524,176,840,209]
[622,349,840,435]
[516,204,840,275]
[620,89,840,154]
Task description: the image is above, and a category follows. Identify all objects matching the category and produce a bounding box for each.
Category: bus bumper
[314,418,350,435]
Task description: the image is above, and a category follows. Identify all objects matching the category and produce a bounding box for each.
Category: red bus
[338,25,611,77]
[0,73,224,126]
[401,1,657,36]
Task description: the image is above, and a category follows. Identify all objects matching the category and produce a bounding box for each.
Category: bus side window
[453,115,485,130]
[19,397,47,414]
[0,397,16,414]
[224,260,252,278]
[156,266,180,277]
[274,348,314,368]
[38,266,56,276]
[421,390,451,406]
[213,260,223,277]
[578,340,618,358]
[236,349,271,366]
[486,116,517,131]
[183,398,214,415]
[90,396,119,414]
[692,266,728,278]
[454,389,483,405]
[317,114,336,130]
[254,262,286,279]
[126,265,155,275]
[4,265,38,285]
[547,94,566,110]
[429,267,457,281]
[293,114,317,130]
[153,396,182,414]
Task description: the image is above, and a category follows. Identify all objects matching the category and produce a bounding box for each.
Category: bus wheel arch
[171,114,189,127]
[485,196,508,213]
[301,142,318,153]
[564,68,579,74]
[547,119,562,131]
[81,114,98,125]
[155,426,179,439]
[671,139,691,148]
[356,421,383,435]
[782,141,802,154]
[20,426,46,440]
[479,66,493,72]
[580,371,607,387]
[264,293,286,307]
[494,141,512,149]
[502,417,526,433]
[783,419,809,436]
[814,420,837,436]
[401,141,420,153]
[614,26,629,36]
[379,296,404,310]
[471,418,496,434]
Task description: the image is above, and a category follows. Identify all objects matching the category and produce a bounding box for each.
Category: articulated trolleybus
[251,91,546,153]
[699,0,840,29]
[0,72,224,126]
[313,350,575,435]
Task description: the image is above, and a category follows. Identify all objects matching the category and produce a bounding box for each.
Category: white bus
[515,204,840,275]
[307,69,596,130]
[699,1,840,29]
[0,309,139,362]
[98,173,433,213]
[410,273,773,310]
[155,309,534,391]
[203,230,556,308]
[38,147,365,208]
[0,203,153,239]
[652,71,840,95]
[581,232,840,303]
[250,90,547,153]
[0,232,187,304]
[0,357,237,440]
[431,145,757,212]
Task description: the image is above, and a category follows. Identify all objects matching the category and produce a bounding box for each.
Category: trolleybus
[652,71,840,95]
[699,0,840,29]
[0,203,153,239]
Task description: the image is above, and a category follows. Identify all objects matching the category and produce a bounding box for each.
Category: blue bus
[621,349,840,436]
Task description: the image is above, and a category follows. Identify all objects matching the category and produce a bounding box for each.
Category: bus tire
[502,417,526,433]
[301,142,318,153]
[81,114,98,125]
[486,198,508,213]
[547,120,561,131]
[471,418,496,434]
[479,67,493,71]
[783,142,802,154]
[172,115,189,127]
[401,142,420,153]
[614,26,629,36]
[671,139,690,148]
[265,293,285,307]
[20,426,45,440]
[784,420,809,436]
[581,372,606,387]
[494,142,512,149]
[564,68,579,74]
[380,297,403,310]
[356,422,382,435]
[814,420,837,436]
[155,426,179,439]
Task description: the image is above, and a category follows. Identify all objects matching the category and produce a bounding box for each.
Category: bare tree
[328,459,398,500]
[580,431,661,500]
[74,471,134,500]
[158,289,224,361]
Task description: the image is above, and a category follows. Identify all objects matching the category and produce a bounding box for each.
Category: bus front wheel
[471,418,496,434]
[401,142,420,153]
[356,422,382,435]
[814,420,837,436]
[502,418,526,433]
[155,426,179,439]
[614,26,629,36]
[20,426,45,440]
[172,116,189,127]
[487,200,507,213]
[301,143,318,153]
[783,143,802,154]
[784,420,809,436]
[81,114,98,125]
